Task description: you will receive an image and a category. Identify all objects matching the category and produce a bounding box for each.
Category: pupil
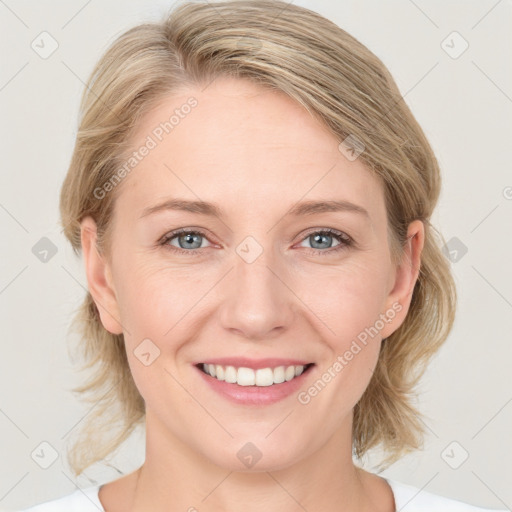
[181,233,199,249]
[314,233,330,249]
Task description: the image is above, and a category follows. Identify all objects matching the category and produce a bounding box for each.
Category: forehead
[114,76,385,223]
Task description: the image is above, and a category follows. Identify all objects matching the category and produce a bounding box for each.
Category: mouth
[196,362,315,387]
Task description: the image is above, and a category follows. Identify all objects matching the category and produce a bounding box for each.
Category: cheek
[112,256,196,332]
[294,257,393,342]
[294,260,390,405]
[114,252,390,419]
[115,264,198,404]
[114,248,393,344]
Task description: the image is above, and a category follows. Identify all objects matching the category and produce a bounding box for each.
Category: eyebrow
[139,198,369,220]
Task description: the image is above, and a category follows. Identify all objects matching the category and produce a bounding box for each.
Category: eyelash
[158,227,354,257]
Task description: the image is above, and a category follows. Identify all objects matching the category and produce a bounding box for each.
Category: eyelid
[297,227,353,243]
[159,226,355,255]
[158,227,215,245]
[294,227,355,254]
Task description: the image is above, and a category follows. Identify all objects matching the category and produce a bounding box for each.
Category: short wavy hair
[60,0,457,476]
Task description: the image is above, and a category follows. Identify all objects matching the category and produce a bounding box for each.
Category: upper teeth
[202,364,307,386]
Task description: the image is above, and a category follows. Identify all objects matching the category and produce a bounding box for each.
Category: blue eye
[299,229,352,255]
[160,228,211,254]
[159,227,353,257]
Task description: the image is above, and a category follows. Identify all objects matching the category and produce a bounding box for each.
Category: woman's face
[82,76,423,472]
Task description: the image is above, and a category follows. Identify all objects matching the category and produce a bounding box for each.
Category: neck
[127,410,387,512]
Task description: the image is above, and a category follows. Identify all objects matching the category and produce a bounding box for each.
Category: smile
[199,363,314,387]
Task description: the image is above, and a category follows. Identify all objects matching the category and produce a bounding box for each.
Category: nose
[218,242,295,341]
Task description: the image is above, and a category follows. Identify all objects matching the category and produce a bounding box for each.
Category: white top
[20,477,507,511]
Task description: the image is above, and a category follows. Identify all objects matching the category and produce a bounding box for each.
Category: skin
[81,76,424,512]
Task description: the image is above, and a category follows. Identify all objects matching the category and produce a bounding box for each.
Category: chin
[201,436,305,473]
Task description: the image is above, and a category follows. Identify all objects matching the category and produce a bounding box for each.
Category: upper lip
[195,357,313,370]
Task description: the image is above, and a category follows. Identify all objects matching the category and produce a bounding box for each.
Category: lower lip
[195,364,314,405]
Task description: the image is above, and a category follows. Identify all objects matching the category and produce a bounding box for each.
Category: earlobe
[80,216,124,335]
[380,220,425,339]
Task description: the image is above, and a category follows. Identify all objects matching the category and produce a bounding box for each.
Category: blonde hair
[60,0,456,476]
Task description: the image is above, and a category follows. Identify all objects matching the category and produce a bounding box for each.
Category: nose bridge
[218,233,294,338]
[235,235,279,293]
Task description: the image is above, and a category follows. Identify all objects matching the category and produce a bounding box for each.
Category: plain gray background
[1,0,511,510]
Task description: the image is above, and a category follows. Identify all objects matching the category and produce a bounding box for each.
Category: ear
[380,219,425,339]
[80,216,123,335]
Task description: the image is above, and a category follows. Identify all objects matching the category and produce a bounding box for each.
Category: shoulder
[386,478,507,512]
[20,486,103,511]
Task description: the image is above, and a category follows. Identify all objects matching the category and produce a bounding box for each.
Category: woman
[22,1,506,510]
